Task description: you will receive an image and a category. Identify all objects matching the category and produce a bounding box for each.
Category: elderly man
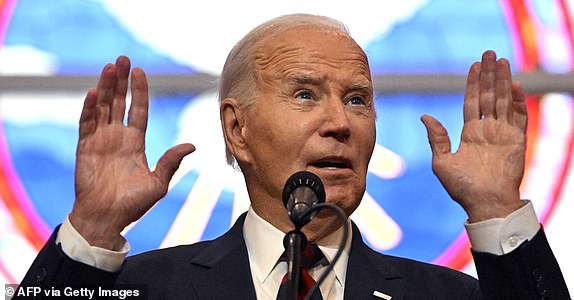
[18,14,569,299]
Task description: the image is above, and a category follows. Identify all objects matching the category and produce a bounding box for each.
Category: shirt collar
[243,206,352,287]
[244,206,287,285]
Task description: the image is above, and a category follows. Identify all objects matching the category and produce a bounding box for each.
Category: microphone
[282,171,326,228]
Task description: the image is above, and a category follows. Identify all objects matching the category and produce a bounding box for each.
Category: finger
[495,58,512,123]
[110,56,131,123]
[511,82,528,131]
[463,62,481,122]
[479,50,497,119]
[154,143,196,186]
[421,114,451,158]
[95,64,117,125]
[79,88,98,139]
[127,68,149,132]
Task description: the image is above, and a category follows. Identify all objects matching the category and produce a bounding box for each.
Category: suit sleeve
[14,226,121,299]
[473,227,571,300]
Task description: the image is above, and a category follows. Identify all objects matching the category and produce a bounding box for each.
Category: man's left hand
[421,50,527,223]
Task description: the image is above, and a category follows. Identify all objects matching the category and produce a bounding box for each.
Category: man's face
[240,26,376,223]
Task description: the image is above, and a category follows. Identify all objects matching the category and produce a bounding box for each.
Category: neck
[250,199,344,242]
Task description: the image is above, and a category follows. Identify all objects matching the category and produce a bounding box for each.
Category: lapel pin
[373,290,392,300]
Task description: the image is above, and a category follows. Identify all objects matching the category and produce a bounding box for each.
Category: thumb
[154,143,196,185]
[420,114,451,158]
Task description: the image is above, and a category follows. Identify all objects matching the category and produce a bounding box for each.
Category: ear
[220,98,251,165]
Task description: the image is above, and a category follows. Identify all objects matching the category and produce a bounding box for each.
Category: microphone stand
[282,204,349,300]
[280,171,326,300]
[282,228,307,300]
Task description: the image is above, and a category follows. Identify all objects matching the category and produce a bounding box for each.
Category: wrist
[69,211,125,251]
[464,198,526,223]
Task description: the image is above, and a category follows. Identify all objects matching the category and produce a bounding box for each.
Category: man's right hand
[69,56,195,250]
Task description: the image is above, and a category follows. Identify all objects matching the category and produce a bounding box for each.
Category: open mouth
[309,158,352,170]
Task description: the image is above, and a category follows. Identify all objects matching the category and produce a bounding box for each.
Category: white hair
[219,14,350,167]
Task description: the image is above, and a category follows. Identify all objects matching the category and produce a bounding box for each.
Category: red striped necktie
[276,244,326,300]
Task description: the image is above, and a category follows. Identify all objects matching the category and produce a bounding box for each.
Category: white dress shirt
[55,200,540,299]
[243,206,351,299]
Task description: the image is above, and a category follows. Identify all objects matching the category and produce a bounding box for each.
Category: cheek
[244,113,302,164]
[264,113,317,147]
[367,125,377,156]
[355,120,377,158]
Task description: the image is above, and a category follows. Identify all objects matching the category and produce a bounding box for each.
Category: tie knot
[277,244,326,300]
[278,244,327,269]
[301,244,326,269]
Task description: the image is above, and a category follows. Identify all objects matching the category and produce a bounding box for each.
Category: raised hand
[421,51,527,223]
[69,56,195,250]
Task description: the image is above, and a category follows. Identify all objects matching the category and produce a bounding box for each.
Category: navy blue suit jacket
[18,213,570,299]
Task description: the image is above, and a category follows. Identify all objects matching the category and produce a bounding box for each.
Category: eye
[295,90,314,101]
[346,96,366,106]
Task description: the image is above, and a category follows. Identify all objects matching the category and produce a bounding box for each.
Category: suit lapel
[184,215,406,299]
[344,223,405,300]
[187,213,257,300]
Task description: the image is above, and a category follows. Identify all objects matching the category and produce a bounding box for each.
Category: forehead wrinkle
[254,45,304,75]
[254,30,372,87]
[257,53,371,83]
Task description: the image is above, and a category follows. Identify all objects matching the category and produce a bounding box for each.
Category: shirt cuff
[464,200,540,255]
[55,216,129,272]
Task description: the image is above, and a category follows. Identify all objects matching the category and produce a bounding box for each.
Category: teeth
[313,162,347,168]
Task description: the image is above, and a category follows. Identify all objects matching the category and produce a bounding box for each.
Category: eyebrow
[286,74,373,92]
[286,74,326,86]
[348,82,373,92]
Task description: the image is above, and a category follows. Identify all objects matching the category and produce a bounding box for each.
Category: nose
[318,98,351,141]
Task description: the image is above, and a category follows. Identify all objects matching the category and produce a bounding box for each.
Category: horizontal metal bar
[1,73,573,95]
[372,73,574,94]
[0,73,219,95]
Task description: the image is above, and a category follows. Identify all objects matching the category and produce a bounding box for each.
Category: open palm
[69,57,195,249]
[421,51,527,222]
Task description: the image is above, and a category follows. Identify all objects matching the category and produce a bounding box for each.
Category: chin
[304,212,345,241]
[325,188,363,217]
